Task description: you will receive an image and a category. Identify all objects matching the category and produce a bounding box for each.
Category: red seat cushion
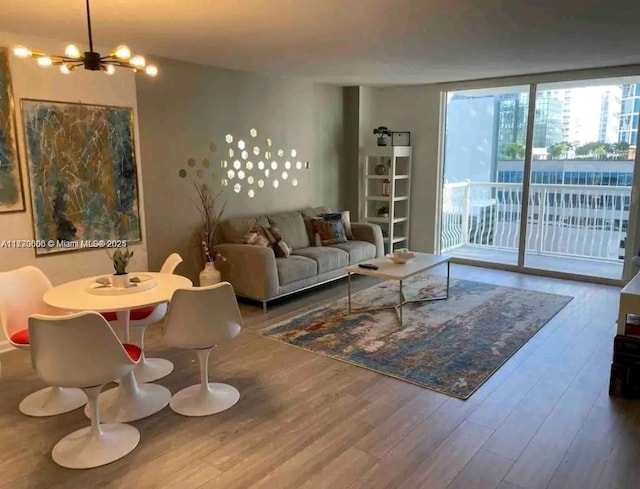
[123,343,142,362]
[101,306,156,323]
[130,306,155,321]
[10,328,29,345]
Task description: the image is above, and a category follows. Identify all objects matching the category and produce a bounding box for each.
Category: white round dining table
[43,272,192,423]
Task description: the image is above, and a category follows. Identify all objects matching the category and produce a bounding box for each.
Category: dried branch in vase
[192,181,227,262]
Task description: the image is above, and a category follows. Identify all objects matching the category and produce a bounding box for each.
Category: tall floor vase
[199,262,221,286]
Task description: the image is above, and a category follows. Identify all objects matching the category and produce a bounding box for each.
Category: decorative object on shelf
[22,100,141,255]
[377,206,389,218]
[12,0,158,77]
[373,126,392,146]
[392,131,411,147]
[374,163,387,175]
[107,246,134,288]
[0,47,24,213]
[381,179,391,196]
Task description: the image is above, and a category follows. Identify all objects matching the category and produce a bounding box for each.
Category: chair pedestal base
[85,373,170,423]
[116,357,174,384]
[52,424,139,469]
[170,383,240,417]
[19,386,87,417]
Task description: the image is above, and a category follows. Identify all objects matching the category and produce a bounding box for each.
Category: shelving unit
[362,146,412,254]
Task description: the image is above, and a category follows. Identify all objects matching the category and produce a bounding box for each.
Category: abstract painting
[0,47,24,213]
[22,100,141,254]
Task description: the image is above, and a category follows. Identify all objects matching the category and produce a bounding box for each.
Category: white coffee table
[345,253,451,326]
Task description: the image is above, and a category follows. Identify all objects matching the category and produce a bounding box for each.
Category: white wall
[136,57,344,282]
[366,85,443,253]
[0,31,147,346]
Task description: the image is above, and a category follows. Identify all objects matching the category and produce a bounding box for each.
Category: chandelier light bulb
[114,45,131,60]
[130,55,146,68]
[64,44,81,59]
[13,46,32,58]
[12,1,159,76]
[37,56,53,67]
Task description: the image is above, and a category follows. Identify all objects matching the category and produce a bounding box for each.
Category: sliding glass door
[440,76,640,281]
[441,86,530,266]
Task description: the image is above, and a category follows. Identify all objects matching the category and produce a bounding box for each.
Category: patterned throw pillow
[323,211,354,240]
[241,226,270,247]
[311,216,348,246]
[266,226,291,258]
[241,224,290,257]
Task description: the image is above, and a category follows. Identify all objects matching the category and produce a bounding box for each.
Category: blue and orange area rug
[259,276,572,399]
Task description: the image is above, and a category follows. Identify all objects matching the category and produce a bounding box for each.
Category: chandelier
[13,0,157,77]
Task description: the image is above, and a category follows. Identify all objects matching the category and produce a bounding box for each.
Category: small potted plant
[107,246,134,288]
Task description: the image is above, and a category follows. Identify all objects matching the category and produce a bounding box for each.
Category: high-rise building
[599,87,622,143]
[533,93,563,148]
[495,92,528,159]
[619,84,640,145]
[495,91,563,158]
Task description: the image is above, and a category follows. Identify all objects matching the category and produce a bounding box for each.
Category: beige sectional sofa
[213,206,384,308]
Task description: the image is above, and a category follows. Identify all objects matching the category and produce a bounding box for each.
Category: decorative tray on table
[85,274,157,295]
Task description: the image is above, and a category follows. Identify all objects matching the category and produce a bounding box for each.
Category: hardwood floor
[0,265,638,489]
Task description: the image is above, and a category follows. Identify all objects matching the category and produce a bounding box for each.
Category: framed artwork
[22,99,141,255]
[0,47,25,213]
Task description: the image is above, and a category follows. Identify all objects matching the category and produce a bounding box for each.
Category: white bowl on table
[385,251,415,264]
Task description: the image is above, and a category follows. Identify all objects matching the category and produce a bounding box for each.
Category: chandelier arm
[85,0,94,53]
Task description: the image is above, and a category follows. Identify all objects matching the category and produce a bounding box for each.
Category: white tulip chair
[29,312,141,469]
[102,253,183,383]
[0,266,86,416]
[163,282,242,416]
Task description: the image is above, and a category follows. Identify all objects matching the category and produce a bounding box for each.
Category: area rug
[258,276,573,399]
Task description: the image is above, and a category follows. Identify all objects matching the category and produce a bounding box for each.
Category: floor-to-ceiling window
[440,75,640,281]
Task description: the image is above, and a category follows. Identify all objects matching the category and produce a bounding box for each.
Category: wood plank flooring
[0,264,638,489]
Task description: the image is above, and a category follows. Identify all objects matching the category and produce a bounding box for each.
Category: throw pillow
[324,211,354,240]
[241,226,270,247]
[267,226,291,258]
[311,216,348,246]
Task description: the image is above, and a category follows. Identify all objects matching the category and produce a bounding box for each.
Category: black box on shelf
[626,314,640,336]
[609,362,640,399]
[613,335,640,357]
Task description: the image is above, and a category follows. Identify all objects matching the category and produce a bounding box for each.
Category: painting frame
[0,46,25,213]
[21,98,142,256]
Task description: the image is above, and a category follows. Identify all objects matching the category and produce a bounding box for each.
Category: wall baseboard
[0,340,15,354]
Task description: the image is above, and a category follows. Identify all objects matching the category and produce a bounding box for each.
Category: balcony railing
[441,181,631,261]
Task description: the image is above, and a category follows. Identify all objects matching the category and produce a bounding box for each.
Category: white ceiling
[2,0,640,86]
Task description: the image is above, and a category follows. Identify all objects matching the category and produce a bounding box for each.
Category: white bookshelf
[362,146,412,254]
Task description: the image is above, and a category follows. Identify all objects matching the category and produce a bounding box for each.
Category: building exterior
[599,87,622,143]
[619,83,640,145]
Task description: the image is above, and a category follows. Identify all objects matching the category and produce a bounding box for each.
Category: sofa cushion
[301,206,332,244]
[331,240,377,264]
[311,216,348,246]
[267,211,310,249]
[293,246,349,274]
[222,216,269,244]
[276,255,317,285]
